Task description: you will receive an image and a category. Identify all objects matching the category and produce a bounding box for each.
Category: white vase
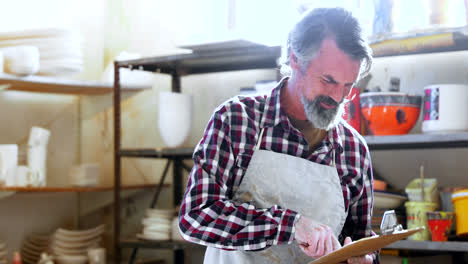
[158,92,193,148]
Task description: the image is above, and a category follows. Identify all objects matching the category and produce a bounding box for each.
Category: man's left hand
[341,237,374,264]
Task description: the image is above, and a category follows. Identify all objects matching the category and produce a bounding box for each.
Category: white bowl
[54,229,103,243]
[55,255,88,264]
[52,237,101,249]
[143,225,171,233]
[56,225,104,237]
[52,245,87,256]
[374,191,408,209]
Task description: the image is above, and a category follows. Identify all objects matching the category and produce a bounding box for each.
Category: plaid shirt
[179,78,376,259]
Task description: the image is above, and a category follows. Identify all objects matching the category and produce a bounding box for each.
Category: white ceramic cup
[87,248,106,264]
[422,84,468,133]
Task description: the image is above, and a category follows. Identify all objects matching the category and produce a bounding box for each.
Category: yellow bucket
[405,201,438,240]
[452,189,468,237]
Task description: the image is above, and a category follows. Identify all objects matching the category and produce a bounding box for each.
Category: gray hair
[282,7,373,78]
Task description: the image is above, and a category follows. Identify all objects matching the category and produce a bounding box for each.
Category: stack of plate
[50,225,104,259]
[0,28,83,76]
[21,234,50,264]
[0,241,7,264]
[137,209,174,241]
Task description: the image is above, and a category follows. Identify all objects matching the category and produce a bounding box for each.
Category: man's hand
[294,216,341,258]
[342,237,374,264]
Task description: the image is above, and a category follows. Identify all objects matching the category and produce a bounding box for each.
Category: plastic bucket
[452,189,468,237]
[405,201,438,240]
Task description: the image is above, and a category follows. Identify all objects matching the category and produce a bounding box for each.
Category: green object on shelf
[402,257,408,264]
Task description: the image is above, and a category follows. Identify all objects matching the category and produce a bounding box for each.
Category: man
[179,7,378,264]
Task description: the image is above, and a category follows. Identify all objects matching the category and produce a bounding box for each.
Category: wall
[2,1,468,263]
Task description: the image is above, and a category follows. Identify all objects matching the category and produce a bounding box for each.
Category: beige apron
[204,126,347,264]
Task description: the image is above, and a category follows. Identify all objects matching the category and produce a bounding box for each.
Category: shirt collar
[263,77,344,154]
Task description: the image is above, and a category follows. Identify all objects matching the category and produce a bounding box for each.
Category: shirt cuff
[274,209,300,245]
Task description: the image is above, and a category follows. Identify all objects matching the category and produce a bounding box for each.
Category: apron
[204,126,347,264]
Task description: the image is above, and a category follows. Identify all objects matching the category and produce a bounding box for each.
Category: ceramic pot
[422,84,468,133]
[158,92,193,148]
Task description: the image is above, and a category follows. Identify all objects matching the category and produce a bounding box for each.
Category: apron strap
[255,128,265,151]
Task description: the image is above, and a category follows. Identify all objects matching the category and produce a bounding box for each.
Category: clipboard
[310,227,424,264]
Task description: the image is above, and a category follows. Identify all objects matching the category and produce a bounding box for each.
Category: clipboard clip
[380,210,403,235]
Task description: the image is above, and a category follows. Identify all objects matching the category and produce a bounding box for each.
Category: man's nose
[329,85,347,103]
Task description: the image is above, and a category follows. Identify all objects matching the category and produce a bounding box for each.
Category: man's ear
[290,51,300,70]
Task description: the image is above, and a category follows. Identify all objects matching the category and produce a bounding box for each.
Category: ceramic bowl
[360,92,422,135]
[374,190,408,209]
[52,245,87,256]
[56,225,104,238]
[54,255,88,264]
[373,180,388,191]
[136,232,170,241]
[52,237,101,249]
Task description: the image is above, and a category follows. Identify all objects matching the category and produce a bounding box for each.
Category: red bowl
[360,92,422,135]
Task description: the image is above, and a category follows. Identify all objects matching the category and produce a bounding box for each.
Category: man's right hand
[294,216,342,258]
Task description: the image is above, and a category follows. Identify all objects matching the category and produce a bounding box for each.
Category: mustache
[314,95,340,108]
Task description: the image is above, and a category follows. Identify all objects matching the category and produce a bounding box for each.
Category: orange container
[452,189,468,237]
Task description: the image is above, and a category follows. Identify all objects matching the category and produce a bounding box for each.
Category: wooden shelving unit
[0,73,148,95]
[0,184,166,193]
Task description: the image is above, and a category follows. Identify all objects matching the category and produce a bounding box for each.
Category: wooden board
[311,228,424,264]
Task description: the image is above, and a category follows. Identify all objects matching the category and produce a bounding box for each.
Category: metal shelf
[115,45,281,75]
[385,240,468,252]
[119,148,194,159]
[120,239,203,250]
[364,132,468,150]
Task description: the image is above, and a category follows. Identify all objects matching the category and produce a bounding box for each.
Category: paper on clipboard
[310,227,425,264]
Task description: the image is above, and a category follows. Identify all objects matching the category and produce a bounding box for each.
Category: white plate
[374,191,408,209]
[136,233,170,241]
[178,39,268,52]
[143,225,171,233]
[0,28,76,40]
[142,218,171,227]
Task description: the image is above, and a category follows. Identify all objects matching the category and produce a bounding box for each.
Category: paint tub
[452,189,468,237]
[405,201,438,240]
[426,211,454,241]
